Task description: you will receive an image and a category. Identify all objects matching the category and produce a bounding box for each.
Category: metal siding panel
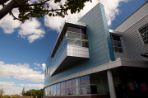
[116,15,148,61]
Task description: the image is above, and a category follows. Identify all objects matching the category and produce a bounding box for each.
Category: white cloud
[44,0,129,32]
[100,0,129,25]
[0,8,45,43]
[44,0,98,32]
[0,0,129,41]
[0,81,43,95]
[0,9,21,34]
[41,63,46,71]
[0,61,44,82]
[19,18,45,43]
[0,81,20,95]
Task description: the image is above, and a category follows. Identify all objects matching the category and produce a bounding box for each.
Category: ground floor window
[113,67,148,98]
[45,73,109,96]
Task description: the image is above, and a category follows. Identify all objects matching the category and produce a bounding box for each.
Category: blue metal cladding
[45,3,115,85]
[45,37,68,83]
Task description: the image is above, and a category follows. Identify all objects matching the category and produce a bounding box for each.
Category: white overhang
[45,58,148,87]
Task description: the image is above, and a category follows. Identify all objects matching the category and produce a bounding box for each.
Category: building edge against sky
[44,2,148,98]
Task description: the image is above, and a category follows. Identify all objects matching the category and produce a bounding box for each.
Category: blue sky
[0,0,147,95]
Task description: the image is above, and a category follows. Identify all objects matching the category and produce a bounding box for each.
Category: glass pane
[111,34,123,53]
[57,83,60,96]
[139,23,148,44]
[60,82,66,96]
[66,30,88,47]
[65,80,73,95]
[71,79,77,95]
[90,85,98,94]
[50,86,54,96]
[80,86,91,94]
[67,27,84,34]
[80,75,91,95]
[53,85,57,96]
[80,75,90,86]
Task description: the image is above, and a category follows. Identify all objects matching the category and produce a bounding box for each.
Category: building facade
[44,2,148,98]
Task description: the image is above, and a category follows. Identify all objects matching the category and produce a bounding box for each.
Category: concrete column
[107,70,116,98]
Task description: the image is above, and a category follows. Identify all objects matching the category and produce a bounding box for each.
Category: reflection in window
[90,85,98,94]
[111,33,123,53]
[139,23,148,44]
[53,85,57,96]
[80,75,91,94]
[60,82,65,96]
[66,27,88,47]
[45,75,109,96]
[65,80,72,95]
[56,83,60,96]
[50,86,53,96]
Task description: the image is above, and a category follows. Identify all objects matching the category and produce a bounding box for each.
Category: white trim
[45,59,122,87]
[45,58,148,87]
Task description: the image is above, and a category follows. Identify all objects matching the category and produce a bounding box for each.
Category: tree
[23,89,43,98]
[0,0,91,22]
[0,89,4,98]
[22,87,25,96]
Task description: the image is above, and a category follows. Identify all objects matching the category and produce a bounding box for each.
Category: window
[56,83,61,96]
[139,23,148,44]
[111,33,123,53]
[66,27,88,47]
[60,82,66,96]
[46,75,104,96]
[71,79,77,95]
[65,80,72,95]
[45,87,50,96]
[80,75,91,94]
[90,85,98,94]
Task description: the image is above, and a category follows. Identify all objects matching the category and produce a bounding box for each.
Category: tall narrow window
[139,23,148,44]
[80,75,91,94]
[111,33,123,53]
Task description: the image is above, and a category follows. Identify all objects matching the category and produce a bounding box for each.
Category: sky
[0,0,147,95]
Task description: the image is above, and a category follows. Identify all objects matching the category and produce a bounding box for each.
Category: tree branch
[9,11,20,21]
[15,0,51,8]
[0,0,16,19]
[0,0,9,5]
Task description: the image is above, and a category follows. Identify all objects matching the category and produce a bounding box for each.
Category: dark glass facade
[66,27,88,47]
[139,23,148,44]
[111,33,123,53]
[45,74,109,96]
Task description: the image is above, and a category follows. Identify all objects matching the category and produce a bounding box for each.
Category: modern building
[44,2,148,98]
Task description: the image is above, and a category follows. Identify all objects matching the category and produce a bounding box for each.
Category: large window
[79,75,91,95]
[56,83,61,96]
[66,27,88,47]
[60,82,66,96]
[111,33,123,53]
[45,75,107,96]
[139,23,148,44]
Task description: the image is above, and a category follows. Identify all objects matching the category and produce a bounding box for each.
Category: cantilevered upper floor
[49,22,90,76]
